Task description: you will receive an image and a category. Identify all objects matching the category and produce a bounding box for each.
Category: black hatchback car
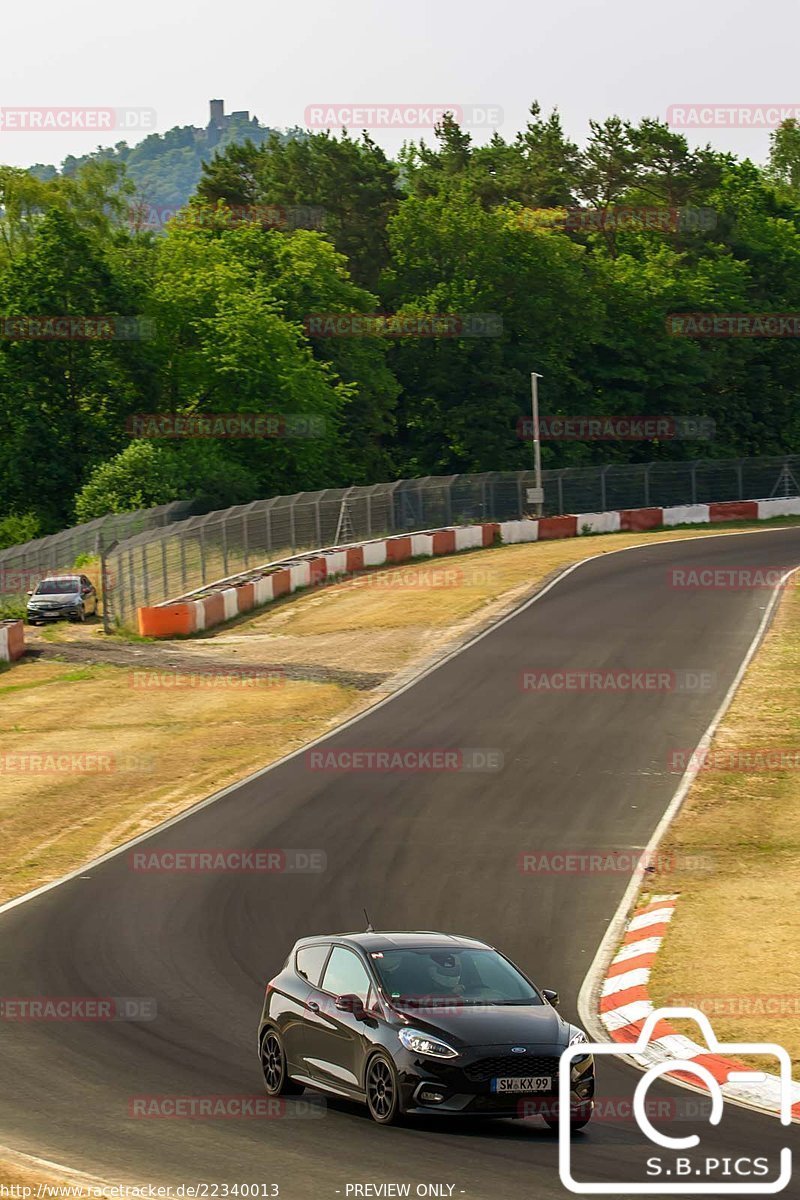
[258,931,594,1127]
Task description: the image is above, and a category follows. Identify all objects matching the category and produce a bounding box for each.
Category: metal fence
[0,501,196,609]
[102,454,800,629]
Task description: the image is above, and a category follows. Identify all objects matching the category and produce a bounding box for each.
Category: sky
[1,0,797,169]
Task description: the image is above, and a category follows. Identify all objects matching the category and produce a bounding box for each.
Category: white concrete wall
[362,540,388,567]
[454,526,484,551]
[757,497,800,519]
[289,562,312,592]
[222,588,239,621]
[253,576,274,606]
[411,533,435,557]
[576,511,621,535]
[323,551,348,576]
[499,520,539,544]
[662,504,710,526]
[192,600,206,632]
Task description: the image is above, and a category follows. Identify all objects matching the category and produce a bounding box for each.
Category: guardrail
[135,495,800,638]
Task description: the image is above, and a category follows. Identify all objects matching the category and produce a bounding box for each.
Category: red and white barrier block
[137,495,800,637]
[600,895,800,1120]
[0,619,25,663]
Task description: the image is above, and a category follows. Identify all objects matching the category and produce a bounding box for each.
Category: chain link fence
[541,454,800,515]
[0,501,196,613]
[102,454,800,629]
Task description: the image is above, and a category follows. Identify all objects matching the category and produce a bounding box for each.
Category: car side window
[320,946,372,1004]
[295,943,331,987]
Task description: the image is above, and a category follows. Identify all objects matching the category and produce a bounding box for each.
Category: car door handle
[307,1000,320,1012]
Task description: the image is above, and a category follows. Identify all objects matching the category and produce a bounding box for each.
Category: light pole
[529,371,544,516]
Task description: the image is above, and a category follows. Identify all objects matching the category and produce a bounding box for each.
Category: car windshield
[369,947,543,1007]
[35,579,79,595]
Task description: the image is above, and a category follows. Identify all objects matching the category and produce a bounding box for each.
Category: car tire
[260,1030,304,1096]
[365,1052,401,1125]
[70,607,85,624]
[544,1101,592,1132]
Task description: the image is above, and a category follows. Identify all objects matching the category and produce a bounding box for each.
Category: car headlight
[567,1026,591,1061]
[398,1027,458,1059]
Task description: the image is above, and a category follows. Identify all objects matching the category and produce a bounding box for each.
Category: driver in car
[428,952,466,997]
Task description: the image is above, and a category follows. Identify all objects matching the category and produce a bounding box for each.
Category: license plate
[491,1076,552,1093]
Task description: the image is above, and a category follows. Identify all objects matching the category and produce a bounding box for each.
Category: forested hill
[3,103,800,546]
[28,106,295,210]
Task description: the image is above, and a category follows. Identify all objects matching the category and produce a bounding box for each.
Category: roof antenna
[363,908,374,933]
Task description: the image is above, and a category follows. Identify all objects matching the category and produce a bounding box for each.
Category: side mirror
[542,988,560,1007]
[27,590,33,597]
[335,993,366,1019]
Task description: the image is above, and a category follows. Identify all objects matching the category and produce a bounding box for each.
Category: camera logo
[559,1007,793,1193]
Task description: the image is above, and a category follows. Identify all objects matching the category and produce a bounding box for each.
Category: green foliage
[1,105,800,547]
[74,441,258,521]
[198,130,400,288]
[0,512,40,549]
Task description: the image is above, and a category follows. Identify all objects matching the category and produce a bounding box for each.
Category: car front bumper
[27,605,81,622]
[393,1045,595,1118]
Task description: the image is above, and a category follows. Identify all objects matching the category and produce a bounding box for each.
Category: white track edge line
[577,560,800,1124]
[2,524,798,922]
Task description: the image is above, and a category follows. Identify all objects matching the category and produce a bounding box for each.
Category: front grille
[464,1054,560,1082]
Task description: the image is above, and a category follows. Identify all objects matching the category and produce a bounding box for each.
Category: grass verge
[2,518,798,910]
[646,573,800,1077]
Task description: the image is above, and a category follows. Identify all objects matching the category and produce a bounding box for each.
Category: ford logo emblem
[511,1046,527,1054]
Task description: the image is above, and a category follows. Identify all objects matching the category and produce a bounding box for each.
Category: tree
[0,208,152,528]
[74,440,257,520]
[198,131,401,288]
[767,119,800,197]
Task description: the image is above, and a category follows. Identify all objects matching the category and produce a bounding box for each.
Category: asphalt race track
[1,529,799,1198]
